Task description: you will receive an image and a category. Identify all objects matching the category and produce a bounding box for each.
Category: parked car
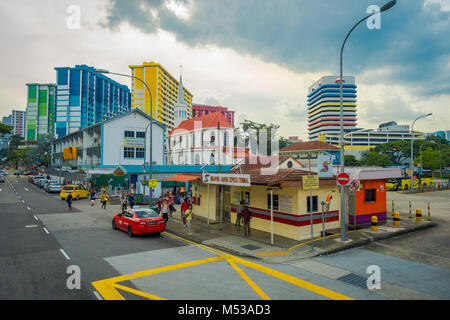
[33,177,46,186]
[38,179,49,188]
[60,185,89,200]
[0,171,8,176]
[112,208,165,237]
[24,171,38,176]
[46,183,63,193]
[0,176,5,183]
[43,180,58,190]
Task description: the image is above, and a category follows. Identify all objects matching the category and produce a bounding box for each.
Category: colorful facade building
[192,104,235,127]
[128,62,193,133]
[54,64,131,138]
[279,141,341,167]
[25,83,56,142]
[307,76,357,141]
[11,110,26,138]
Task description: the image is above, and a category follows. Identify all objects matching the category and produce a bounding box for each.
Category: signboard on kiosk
[202,173,251,187]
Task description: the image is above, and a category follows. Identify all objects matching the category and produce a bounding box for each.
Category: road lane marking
[43,228,49,234]
[93,291,103,300]
[33,215,38,221]
[27,206,31,211]
[0,188,2,192]
[59,249,70,260]
[25,225,38,228]
[21,200,25,203]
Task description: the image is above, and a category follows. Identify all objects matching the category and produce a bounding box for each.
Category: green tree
[373,140,410,165]
[238,120,281,155]
[0,123,12,134]
[26,134,54,167]
[360,150,393,167]
[414,147,440,170]
[344,155,361,166]
[6,135,25,169]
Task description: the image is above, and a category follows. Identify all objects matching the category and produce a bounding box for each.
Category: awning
[163,174,201,182]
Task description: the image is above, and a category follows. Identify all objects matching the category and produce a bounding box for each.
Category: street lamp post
[338,0,396,241]
[96,69,154,205]
[410,113,432,192]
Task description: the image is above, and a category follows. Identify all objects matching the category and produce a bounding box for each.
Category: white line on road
[0,188,2,192]
[27,206,31,211]
[59,249,70,260]
[93,291,103,300]
[21,200,25,203]
[33,215,38,221]
[25,225,38,228]
[43,228,49,234]
[24,188,29,192]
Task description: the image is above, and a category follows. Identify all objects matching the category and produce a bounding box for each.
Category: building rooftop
[169,111,233,135]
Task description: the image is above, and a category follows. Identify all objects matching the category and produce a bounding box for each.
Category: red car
[24,171,38,176]
[112,208,165,237]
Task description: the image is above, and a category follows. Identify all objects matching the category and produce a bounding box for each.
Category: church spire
[177,64,185,105]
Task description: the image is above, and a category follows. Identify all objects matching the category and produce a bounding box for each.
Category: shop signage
[63,147,77,160]
[148,179,157,188]
[123,138,145,148]
[113,166,126,177]
[302,175,319,190]
[202,173,251,187]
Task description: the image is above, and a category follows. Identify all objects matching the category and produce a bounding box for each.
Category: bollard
[409,201,412,218]
[416,208,422,222]
[427,203,431,221]
[371,216,378,231]
[393,211,400,227]
[392,200,395,217]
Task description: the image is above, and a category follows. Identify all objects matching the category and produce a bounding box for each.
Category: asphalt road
[1,175,449,300]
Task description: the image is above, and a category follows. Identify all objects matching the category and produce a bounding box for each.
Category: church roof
[169,112,233,135]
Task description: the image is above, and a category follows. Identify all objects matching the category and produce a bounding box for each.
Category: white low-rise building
[51,109,165,195]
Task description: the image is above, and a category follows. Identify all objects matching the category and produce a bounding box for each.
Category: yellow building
[187,169,340,241]
[129,62,193,132]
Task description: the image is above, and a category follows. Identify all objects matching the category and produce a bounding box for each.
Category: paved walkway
[70,198,436,264]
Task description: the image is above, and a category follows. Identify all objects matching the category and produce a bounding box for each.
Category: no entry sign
[337,172,350,186]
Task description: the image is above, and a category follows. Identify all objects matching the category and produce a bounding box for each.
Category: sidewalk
[71,200,437,264]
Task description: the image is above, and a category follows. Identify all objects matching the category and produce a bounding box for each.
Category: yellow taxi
[60,185,90,200]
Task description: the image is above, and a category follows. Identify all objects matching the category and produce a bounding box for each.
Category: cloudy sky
[1,0,449,140]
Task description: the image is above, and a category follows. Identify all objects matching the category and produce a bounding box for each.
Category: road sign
[337,172,350,186]
[349,179,360,191]
[148,179,157,188]
[302,175,319,190]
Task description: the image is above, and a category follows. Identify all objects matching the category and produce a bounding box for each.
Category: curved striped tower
[307,76,357,140]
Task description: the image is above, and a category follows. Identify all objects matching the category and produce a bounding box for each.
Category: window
[136,131,145,138]
[306,196,318,213]
[210,134,215,146]
[124,147,134,158]
[267,194,279,211]
[135,148,145,159]
[365,189,376,202]
[224,132,228,146]
[124,131,134,138]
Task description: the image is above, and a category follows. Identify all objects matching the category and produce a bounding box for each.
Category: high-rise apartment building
[54,64,131,138]
[307,76,357,140]
[26,83,56,142]
[128,62,193,132]
[192,104,235,127]
[11,110,26,138]
[2,115,12,126]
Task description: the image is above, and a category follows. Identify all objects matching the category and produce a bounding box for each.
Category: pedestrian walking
[168,196,175,217]
[185,204,193,235]
[242,205,252,237]
[128,193,135,209]
[121,194,128,212]
[162,200,169,223]
[181,196,189,226]
[90,191,96,206]
[66,193,73,210]
[235,200,244,227]
[101,192,109,209]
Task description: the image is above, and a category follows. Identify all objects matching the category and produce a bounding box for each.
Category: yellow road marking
[225,256,271,300]
[232,256,354,300]
[92,232,354,300]
[113,283,167,300]
[288,230,359,250]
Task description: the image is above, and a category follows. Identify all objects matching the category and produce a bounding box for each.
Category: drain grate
[337,273,368,289]
[241,244,261,251]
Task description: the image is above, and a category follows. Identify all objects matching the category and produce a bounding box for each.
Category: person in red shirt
[242,205,252,237]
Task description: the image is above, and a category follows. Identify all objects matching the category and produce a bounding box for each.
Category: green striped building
[26,83,56,141]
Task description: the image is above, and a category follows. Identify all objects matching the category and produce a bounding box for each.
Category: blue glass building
[54,64,131,138]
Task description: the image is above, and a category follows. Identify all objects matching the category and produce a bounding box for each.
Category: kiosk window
[267,194,279,211]
[365,189,376,202]
[306,196,318,213]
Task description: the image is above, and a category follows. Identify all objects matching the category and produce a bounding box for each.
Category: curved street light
[96,69,155,205]
[338,0,396,241]
[410,113,432,192]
